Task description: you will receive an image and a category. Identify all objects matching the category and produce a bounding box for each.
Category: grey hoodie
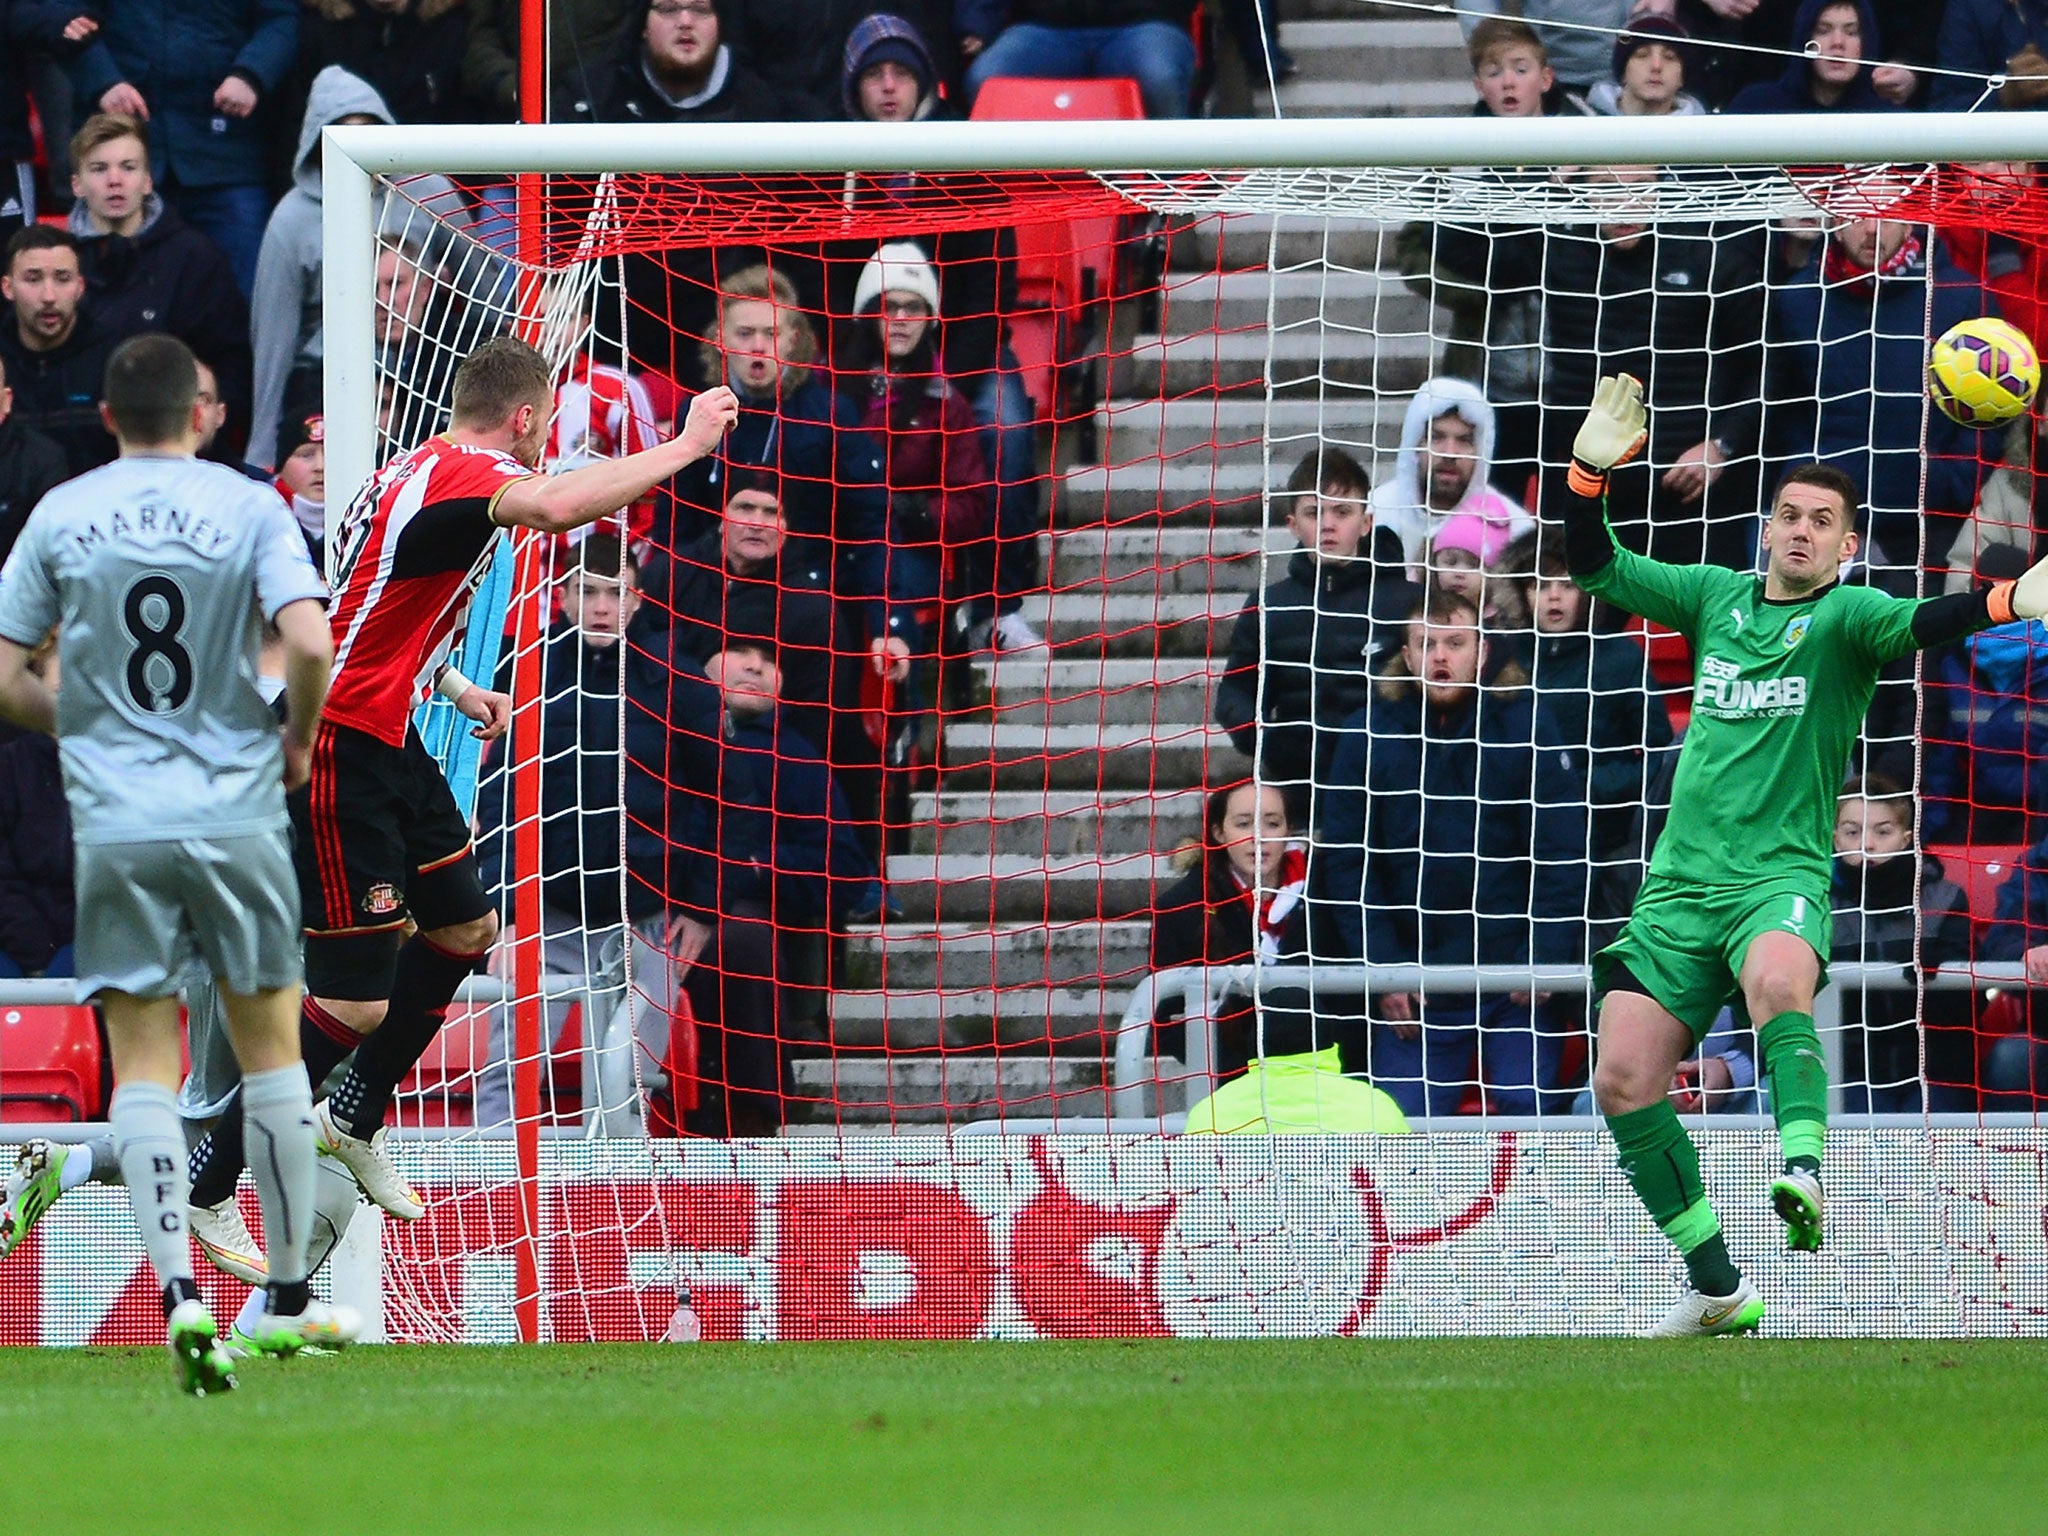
[248,66,471,468]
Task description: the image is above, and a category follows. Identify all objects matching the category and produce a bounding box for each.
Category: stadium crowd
[0,0,2046,1136]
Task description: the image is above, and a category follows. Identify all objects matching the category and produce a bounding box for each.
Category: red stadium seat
[0,1006,103,1122]
[1625,617,1693,732]
[968,76,1145,123]
[1924,843,2028,937]
[645,991,700,1135]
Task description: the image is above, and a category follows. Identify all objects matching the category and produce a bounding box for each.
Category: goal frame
[317,111,2048,1343]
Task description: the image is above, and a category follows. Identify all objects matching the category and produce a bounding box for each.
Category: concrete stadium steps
[908,786,1209,858]
[787,1055,1110,1125]
[828,985,1121,1051]
[1050,527,1262,592]
[976,657,1224,730]
[938,720,1238,791]
[1108,326,1434,399]
[1279,17,1469,83]
[881,848,1172,925]
[1002,590,1238,657]
[1158,268,1430,333]
[1169,214,1404,274]
[1096,396,1405,462]
[843,920,1153,992]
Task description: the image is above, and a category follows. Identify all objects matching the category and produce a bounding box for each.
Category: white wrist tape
[435,666,474,704]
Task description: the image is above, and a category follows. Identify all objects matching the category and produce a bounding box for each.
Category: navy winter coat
[66,0,300,188]
[623,661,880,926]
[476,625,630,928]
[1934,0,2048,112]
[1979,834,2048,962]
[663,375,890,637]
[1727,0,1902,115]
[1314,683,1586,968]
[0,731,73,973]
[1767,239,1989,544]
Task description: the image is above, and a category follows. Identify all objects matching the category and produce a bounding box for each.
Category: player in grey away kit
[0,334,353,1394]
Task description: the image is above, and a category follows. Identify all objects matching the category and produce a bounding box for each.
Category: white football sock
[240,1065,318,1288]
[111,1082,193,1294]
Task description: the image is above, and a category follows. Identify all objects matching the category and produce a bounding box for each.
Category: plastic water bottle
[664,1282,702,1343]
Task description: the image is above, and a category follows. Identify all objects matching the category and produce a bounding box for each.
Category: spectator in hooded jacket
[1727,0,1904,115]
[1150,781,1330,1078]
[0,634,70,979]
[63,0,299,295]
[249,66,473,469]
[625,639,885,1135]
[959,0,1199,120]
[831,13,1046,655]
[0,352,69,564]
[1830,773,1971,1112]
[842,242,1002,680]
[727,0,958,119]
[0,226,115,476]
[1664,0,1929,110]
[65,114,251,451]
[1934,0,2048,113]
[1315,590,1585,1118]
[555,0,791,123]
[302,0,473,126]
[475,537,649,1134]
[1367,378,1535,583]
[1767,216,1992,580]
[1215,447,1419,813]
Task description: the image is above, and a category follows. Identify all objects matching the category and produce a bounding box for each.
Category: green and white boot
[1771,1168,1825,1253]
[1649,1278,1766,1338]
[0,1140,66,1260]
[167,1300,237,1397]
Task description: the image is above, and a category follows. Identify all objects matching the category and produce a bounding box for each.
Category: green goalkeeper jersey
[1580,544,1923,894]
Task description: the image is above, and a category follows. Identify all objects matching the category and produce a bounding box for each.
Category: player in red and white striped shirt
[548,354,665,548]
[183,338,736,1240]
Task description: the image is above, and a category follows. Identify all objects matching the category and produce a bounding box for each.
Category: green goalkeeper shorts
[1592,872,1832,1042]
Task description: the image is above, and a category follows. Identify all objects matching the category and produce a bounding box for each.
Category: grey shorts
[74,832,303,1002]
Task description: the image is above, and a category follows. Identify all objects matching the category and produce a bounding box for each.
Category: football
[1928,315,2041,427]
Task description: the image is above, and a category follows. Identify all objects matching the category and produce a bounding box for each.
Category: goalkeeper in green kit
[1566,374,2044,1336]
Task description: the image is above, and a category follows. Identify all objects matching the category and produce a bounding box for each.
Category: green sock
[1757,1011,1828,1172]
[1606,1101,1741,1296]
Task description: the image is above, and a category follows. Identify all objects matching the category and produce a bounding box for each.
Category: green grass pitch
[8,1339,2045,1534]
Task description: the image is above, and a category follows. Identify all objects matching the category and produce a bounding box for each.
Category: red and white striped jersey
[547,358,663,548]
[547,357,661,470]
[324,436,537,746]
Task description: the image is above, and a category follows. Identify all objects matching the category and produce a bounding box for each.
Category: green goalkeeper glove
[1568,374,1650,497]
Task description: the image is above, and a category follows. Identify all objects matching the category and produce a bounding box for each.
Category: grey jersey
[0,455,327,844]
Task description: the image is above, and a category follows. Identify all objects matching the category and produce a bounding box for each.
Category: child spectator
[301,0,474,126]
[0,226,116,476]
[1468,17,1560,118]
[1586,16,1704,117]
[63,0,301,295]
[66,114,251,446]
[728,0,958,121]
[1521,543,1674,872]
[0,353,69,564]
[1214,446,1418,809]
[1315,590,1585,1118]
[1831,774,1971,1112]
[1727,1,1903,115]
[1459,0,1627,96]
[1150,781,1327,1078]
[249,66,471,469]
[1367,377,1533,583]
[271,409,326,564]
